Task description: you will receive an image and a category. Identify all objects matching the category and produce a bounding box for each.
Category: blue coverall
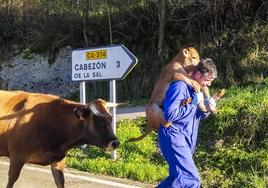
[157,80,209,188]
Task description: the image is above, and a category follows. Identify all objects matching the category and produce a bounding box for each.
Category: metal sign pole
[80,81,87,149]
[110,80,117,159]
[80,82,86,104]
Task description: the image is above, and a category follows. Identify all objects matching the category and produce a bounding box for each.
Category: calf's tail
[127,126,152,142]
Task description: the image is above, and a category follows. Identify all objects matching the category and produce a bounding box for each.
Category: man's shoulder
[169,80,188,88]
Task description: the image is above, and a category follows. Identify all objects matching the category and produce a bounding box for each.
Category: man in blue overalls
[157,59,217,188]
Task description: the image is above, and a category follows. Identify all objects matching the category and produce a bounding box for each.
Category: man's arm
[163,81,188,122]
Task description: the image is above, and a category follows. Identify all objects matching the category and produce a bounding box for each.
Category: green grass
[66,117,167,183]
[66,79,268,187]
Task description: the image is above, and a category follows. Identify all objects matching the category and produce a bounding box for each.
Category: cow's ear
[73,107,87,120]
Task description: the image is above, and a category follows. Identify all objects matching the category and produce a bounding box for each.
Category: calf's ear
[73,107,90,120]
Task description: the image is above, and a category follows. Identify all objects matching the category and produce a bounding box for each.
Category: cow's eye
[93,116,106,129]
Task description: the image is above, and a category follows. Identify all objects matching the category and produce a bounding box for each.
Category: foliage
[66,81,268,187]
[0,0,267,101]
[196,80,268,187]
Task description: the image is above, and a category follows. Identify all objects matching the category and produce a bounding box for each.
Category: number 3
[116,61,120,68]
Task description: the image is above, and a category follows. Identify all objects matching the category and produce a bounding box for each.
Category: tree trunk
[82,0,90,47]
[157,0,166,57]
[107,0,113,44]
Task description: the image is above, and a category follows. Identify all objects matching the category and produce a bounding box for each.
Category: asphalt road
[0,107,151,188]
[0,159,153,188]
[116,106,145,121]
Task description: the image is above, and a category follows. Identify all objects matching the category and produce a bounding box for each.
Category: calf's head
[74,99,120,151]
[175,47,200,67]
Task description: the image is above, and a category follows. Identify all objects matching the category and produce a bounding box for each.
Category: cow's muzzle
[106,139,120,151]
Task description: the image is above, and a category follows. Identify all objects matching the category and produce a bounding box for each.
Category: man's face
[194,72,216,87]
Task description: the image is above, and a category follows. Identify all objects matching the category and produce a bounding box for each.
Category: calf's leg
[51,158,65,188]
[6,158,25,188]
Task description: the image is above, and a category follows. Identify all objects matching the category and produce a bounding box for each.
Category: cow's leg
[51,158,65,188]
[6,158,25,188]
[0,148,9,156]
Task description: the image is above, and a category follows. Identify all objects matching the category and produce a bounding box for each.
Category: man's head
[192,59,217,87]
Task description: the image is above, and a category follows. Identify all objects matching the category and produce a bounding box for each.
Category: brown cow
[0,90,120,188]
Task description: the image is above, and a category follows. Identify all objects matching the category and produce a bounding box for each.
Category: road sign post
[110,80,116,159]
[79,81,87,150]
[72,44,138,159]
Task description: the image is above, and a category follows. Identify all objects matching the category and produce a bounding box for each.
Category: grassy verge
[66,79,268,187]
[66,117,166,184]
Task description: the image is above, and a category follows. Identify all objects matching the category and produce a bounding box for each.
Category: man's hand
[205,97,216,107]
[192,92,204,105]
[205,97,217,113]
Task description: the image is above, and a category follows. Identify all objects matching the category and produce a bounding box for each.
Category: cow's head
[74,99,120,151]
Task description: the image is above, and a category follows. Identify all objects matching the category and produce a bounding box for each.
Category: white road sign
[71,44,138,81]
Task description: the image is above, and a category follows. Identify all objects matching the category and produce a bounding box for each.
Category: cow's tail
[127,126,152,142]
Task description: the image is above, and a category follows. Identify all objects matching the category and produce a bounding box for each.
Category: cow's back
[0,90,61,120]
[0,90,59,109]
[0,90,64,156]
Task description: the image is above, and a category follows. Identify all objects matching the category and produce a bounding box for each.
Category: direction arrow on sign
[71,44,138,81]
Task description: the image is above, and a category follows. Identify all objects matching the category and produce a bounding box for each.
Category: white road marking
[0,161,140,188]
